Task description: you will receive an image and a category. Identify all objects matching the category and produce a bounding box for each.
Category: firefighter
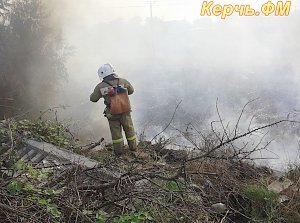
[90,63,137,156]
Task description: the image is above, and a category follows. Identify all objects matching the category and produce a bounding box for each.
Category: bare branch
[187,119,299,163]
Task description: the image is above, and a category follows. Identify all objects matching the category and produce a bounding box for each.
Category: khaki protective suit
[90,77,137,155]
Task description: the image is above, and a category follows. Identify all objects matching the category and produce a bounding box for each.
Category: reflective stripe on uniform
[112,138,124,144]
[127,135,136,141]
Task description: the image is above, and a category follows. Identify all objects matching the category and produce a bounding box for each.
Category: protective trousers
[107,112,137,155]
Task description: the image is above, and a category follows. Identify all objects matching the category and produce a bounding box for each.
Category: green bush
[95,211,153,223]
[1,119,73,147]
[6,161,63,221]
[242,185,282,222]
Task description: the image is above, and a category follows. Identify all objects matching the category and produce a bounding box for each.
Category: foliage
[95,211,106,223]
[1,117,300,223]
[112,211,153,223]
[94,210,153,223]
[6,160,63,221]
[242,184,282,222]
[0,0,70,118]
[7,180,23,194]
[165,180,182,191]
[1,118,73,147]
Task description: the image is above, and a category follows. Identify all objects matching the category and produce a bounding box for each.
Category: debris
[279,195,290,203]
[211,203,227,213]
[1,119,300,223]
[268,178,293,193]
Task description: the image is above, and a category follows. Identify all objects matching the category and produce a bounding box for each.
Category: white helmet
[97,63,115,79]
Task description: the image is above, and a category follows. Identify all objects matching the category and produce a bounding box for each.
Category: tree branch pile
[0,111,300,222]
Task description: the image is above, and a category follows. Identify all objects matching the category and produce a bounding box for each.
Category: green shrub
[1,119,73,147]
[242,185,282,222]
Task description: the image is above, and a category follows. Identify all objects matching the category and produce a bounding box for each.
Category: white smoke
[48,1,300,168]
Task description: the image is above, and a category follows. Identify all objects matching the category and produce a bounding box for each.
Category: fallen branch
[187,119,299,163]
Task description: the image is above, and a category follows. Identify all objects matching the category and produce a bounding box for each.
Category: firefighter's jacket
[90,77,134,108]
[90,76,137,153]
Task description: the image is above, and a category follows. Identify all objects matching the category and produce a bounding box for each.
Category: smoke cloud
[49,1,300,169]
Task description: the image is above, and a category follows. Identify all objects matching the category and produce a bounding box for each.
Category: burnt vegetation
[0,102,299,223]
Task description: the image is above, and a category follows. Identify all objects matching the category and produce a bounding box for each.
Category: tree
[0,0,69,118]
